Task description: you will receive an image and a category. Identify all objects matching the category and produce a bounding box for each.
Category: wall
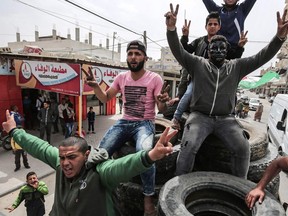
[0,75,23,126]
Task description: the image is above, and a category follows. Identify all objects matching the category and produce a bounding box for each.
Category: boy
[5,172,48,216]
[87,106,96,134]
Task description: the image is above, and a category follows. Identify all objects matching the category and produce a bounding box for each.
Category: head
[89,106,93,111]
[126,40,147,73]
[205,12,221,37]
[10,105,18,112]
[223,0,239,7]
[26,171,38,185]
[43,101,50,108]
[61,98,66,105]
[59,136,90,179]
[208,35,230,64]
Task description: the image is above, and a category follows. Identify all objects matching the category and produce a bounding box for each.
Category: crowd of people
[3,1,288,215]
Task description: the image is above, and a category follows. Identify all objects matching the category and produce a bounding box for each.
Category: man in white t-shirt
[85,40,170,215]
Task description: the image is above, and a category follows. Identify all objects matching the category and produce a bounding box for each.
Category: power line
[64,0,143,37]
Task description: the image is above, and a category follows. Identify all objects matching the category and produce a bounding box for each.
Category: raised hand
[148,127,178,161]
[238,31,248,48]
[157,81,170,103]
[277,9,288,39]
[165,3,179,30]
[2,110,16,133]
[83,67,99,88]
[182,19,191,36]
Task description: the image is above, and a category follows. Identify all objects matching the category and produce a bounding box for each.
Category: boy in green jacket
[5,171,48,216]
[2,110,177,216]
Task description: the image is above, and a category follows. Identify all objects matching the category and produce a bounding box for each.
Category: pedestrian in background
[58,98,67,136]
[254,102,264,122]
[23,95,33,130]
[11,137,30,172]
[87,106,96,134]
[37,101,56,143]
[63,103,75,139]
[50,97,59,134]
[5,171,48,215]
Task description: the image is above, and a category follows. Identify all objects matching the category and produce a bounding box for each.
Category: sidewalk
[0,113,122,197]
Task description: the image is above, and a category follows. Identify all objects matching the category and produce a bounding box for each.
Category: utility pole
[143,31,147,51]
[112,32,117,61]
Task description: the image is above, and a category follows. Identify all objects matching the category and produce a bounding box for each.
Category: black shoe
[92,131,95,134]
[14,167,20,172]
[25,165,31,169]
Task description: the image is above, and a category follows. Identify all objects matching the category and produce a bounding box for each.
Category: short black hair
[26,171,37,180]
[59,136,89,154]
[205,11,221,26]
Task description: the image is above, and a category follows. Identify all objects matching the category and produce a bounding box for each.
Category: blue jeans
[65,122,74,139]
[99,119,155,195]
[176,111,250,178]
[174,82,193,120]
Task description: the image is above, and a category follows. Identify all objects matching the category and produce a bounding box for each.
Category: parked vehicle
[249,98,260,111]
[267,94,288,155]
[259,93,266,99]
[0,129,12,151]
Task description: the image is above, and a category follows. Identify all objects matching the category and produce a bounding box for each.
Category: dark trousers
[39,123,52,144]
[59,117,66,135]
[15,149,29,168]
[53,116,59,133]
[88,121,95,132]
[26,201,45,216]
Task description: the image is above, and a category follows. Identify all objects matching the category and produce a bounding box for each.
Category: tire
[2,136,12,151]
[154,117,179,145]
[115,182,162,216]
[158,172,286,216]
[193,119,268,174]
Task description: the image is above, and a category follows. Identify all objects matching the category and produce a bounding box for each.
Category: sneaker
[92,131,96,134]
[171,118,181,130]
[14,167,20,172]
[25,165,31,169]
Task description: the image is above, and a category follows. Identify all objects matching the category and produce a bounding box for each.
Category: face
[206,18,220,37]
[27,174,38,186]
[59,145,89,179]
[43,102,49,108]
[126,49,146,72]
[224,0,238,6]
[209,40,228,62]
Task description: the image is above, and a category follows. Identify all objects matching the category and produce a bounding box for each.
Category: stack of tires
[114,117,281,216]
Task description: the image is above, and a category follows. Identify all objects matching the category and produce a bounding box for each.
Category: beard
[127,60,145,72]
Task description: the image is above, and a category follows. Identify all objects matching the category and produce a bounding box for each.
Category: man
[58,98,67,135]
[245,156,288,210]
[202,0,256,52]
[2,110,177,216]
[171,11,247,129]
[37,101,56,143]
[165,4,288,178]
[85,40,169,215]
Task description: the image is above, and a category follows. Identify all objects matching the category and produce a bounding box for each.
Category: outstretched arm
[245,156,288,209]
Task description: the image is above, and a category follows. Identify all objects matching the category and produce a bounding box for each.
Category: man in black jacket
[37,101,56,143]
[165,3,288,178]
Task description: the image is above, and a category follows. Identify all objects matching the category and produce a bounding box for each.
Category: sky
[0,0,286,76]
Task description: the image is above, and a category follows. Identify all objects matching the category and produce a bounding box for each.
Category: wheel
[158,172,286,216]
[2,136,12,151]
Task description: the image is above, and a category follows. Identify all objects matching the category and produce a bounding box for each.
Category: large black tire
[158,172,285,216]
[194,119,268,174]
[154,117,179,145]
[115,182,162,216]
[2,136,12,151]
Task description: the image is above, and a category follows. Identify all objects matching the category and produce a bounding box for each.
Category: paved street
[0,92,288,215]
